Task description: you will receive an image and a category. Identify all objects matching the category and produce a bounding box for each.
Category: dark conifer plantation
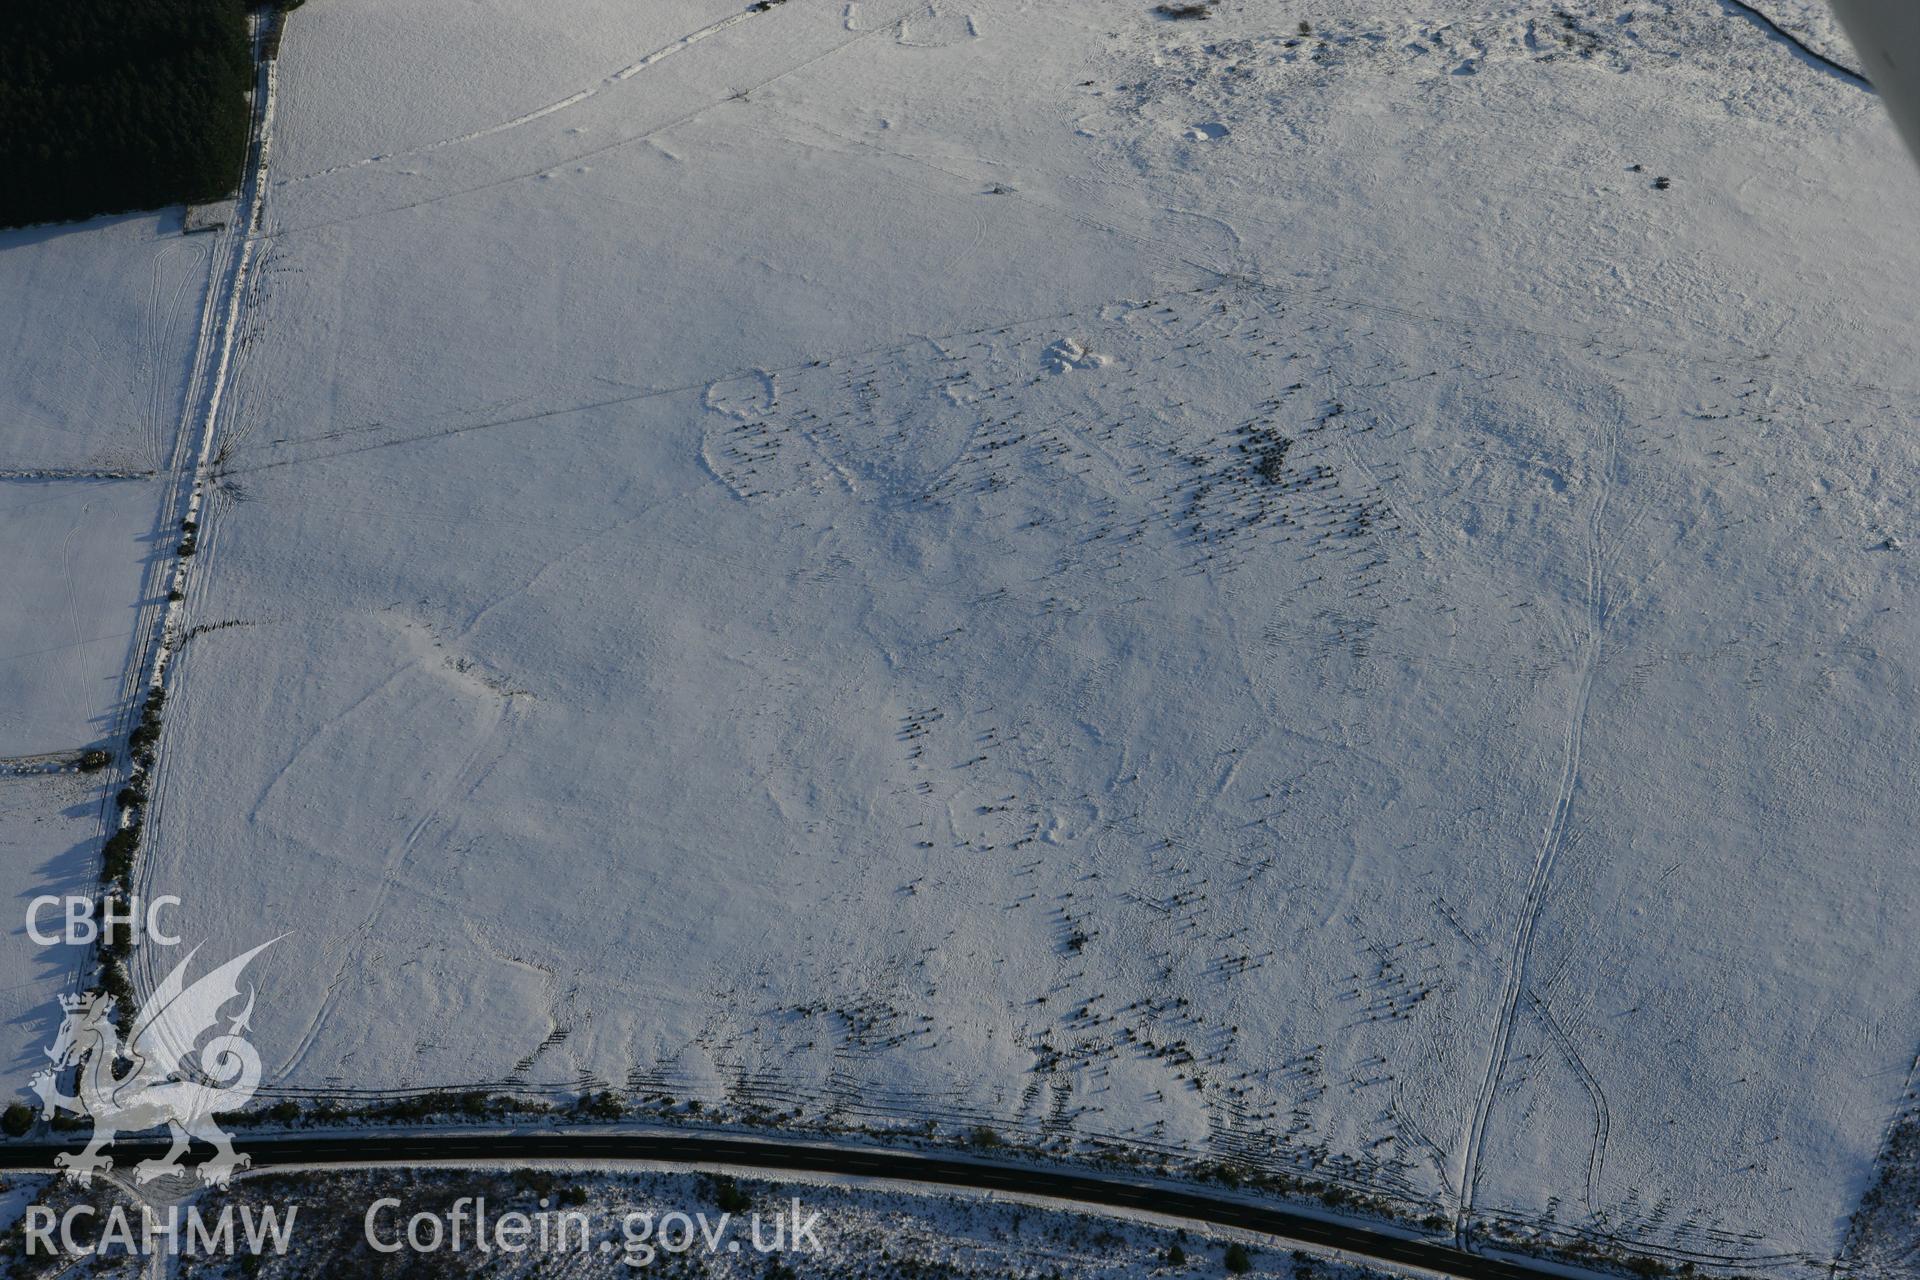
[0,0,252,227]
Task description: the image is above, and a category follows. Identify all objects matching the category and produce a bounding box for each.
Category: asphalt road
[0,1129,1597,1280]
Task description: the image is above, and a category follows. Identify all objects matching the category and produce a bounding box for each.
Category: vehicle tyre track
[1454,412,1618,1245]
[266,3,924,241]
[282,8,762,185]
[125,11,284,1003]
[1525,989,1610,1220]
[278,692,524,1080]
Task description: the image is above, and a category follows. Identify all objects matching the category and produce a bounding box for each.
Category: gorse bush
[0,0,252,227]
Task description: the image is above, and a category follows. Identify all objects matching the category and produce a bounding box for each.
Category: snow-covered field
[5,0,1919,1272]
[0,480,152,758]
[0,215,207,475]
[0,772,100,1083]
[0,214,207,758]
[0,210,210,1081]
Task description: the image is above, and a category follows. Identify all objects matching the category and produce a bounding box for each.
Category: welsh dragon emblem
[30,939,279,1187]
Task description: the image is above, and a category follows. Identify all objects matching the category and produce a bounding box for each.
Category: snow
[0,481,154,758]
[0,214,208,761]
[0,215,207,474]
[4,0,1919,1272]
[0,772,102,1081]
[0,214,203,1057]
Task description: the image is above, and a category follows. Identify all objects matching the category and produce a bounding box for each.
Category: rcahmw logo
[26,1202,297,1261]
[29,937,280,1187]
